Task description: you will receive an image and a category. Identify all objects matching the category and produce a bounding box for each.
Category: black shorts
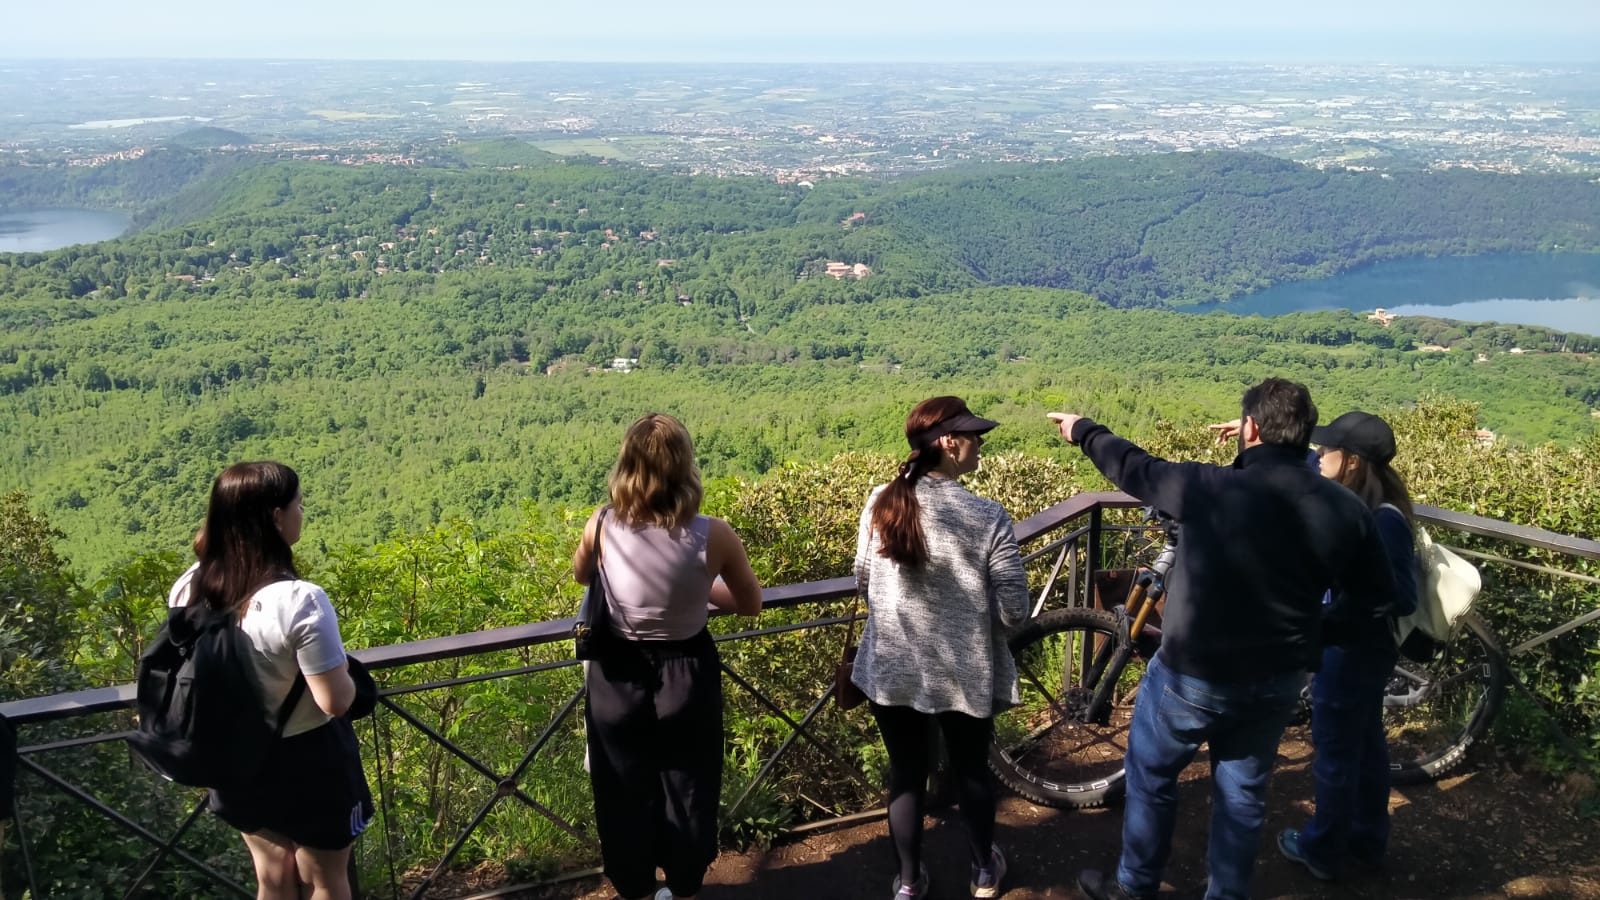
[209,717,374,850]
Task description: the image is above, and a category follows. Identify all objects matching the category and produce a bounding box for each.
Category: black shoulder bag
[345,654,379,720]
[572,509,611,661]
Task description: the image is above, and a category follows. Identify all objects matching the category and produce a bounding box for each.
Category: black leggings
[870,703,997,885]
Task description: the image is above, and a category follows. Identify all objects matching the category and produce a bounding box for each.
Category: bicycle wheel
[989,607,1142,808]
[1383,611,1507,785]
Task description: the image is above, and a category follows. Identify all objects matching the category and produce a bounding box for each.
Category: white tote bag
[1394,524,1483,647]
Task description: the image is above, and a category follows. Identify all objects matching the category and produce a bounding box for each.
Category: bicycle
[989,510,1510,809]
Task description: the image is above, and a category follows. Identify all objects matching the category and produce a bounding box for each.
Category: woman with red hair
[851,397,1030,900]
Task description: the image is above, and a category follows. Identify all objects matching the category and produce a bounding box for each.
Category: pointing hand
[1047,412,1084,445]
[1207,419,1242,445]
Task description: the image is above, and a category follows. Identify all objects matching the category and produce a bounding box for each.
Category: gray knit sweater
[850,476,1030,718]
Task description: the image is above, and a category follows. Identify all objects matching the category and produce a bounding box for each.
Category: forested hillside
[2,148,1598,576]
[876,153,1600,305]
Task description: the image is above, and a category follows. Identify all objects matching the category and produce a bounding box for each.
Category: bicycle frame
[1384,613,1498,710]
[1081,566,1167,726]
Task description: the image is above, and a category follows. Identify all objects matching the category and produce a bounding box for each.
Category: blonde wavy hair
[608,413,704,529]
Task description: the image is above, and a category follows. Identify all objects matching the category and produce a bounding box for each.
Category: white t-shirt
[168,563,348,737]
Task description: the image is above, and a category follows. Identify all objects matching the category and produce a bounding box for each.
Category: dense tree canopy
[1,148,1596,576]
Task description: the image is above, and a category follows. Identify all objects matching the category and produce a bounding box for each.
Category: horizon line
[5,55,1600,66]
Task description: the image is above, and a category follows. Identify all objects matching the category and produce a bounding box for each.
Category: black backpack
[130,602,305,790]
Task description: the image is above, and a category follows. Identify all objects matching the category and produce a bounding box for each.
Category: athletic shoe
[892,863,930,899]
[1277,829,1335,881]
[971,843,1007,898]
[652,889,675,900]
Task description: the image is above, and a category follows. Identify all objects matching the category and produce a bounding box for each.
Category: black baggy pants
[586,629,723,899]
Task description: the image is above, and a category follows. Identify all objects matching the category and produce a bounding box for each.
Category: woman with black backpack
[168,461,372,900]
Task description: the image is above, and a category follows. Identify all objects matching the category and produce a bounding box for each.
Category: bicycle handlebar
[1143,506,1179,581]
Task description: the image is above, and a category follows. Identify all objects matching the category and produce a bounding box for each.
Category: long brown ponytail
[871,396,971,565]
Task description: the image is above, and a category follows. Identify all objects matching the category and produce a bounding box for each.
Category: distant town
[3,61,1599,179]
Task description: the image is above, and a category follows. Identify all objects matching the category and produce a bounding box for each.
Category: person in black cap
[1277,411,1419,882]
[852,396,1030,900]
[1051,378,1398,900]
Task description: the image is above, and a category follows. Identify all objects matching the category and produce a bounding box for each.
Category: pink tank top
[600,512,713,641]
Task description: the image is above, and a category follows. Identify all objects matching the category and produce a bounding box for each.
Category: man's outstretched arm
[1049,412,1198,518]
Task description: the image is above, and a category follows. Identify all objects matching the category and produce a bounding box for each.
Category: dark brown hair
[1330,448,1415,522]
[192,461,300,613]
[1240,377,1317,450]
[871,396,970,565]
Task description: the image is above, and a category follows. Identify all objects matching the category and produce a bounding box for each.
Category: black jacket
[1072,418,1398,681]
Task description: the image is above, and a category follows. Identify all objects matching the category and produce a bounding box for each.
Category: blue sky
[7,0,1599,61]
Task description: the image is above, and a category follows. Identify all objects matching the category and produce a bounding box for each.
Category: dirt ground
[500,730,1599,900]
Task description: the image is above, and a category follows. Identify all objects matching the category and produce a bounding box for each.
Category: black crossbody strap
[244,578,313,737]
[592,506,616,598]
[841,595,862,661]
[274,673,308,737]
[591,506,607,577]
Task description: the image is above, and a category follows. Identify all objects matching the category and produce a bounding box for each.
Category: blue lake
[0,208,131,253]
[1188,254,1600,337]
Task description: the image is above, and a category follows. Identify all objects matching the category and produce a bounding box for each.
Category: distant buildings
[66,147,147,167]
[823,262,872,280]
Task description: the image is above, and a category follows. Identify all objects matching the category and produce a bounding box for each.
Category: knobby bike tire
[992,608,1507,809]
[988,607,1138,809]
[1383,610,1507,785]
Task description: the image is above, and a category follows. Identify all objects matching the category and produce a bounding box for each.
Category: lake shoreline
[1185,252,1600,336]
[0,207,132,254]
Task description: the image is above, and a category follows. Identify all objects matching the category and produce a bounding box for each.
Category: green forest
[2,146,1597,576]
[3,143,1600,895]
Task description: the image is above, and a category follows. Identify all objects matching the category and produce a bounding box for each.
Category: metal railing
[3,492,1598,899]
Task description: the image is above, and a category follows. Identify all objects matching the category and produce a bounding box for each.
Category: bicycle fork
[1080,575,1164,726]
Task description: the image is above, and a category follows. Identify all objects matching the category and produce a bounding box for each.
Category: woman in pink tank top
[572,414,762,900]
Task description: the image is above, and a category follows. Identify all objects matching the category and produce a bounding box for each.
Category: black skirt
[209,716,374,850]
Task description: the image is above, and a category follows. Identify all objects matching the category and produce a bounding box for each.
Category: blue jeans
[1298,642,1398,872]
[1116,655,1303,900]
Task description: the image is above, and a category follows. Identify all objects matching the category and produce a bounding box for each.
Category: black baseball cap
[908,400,999,449]
[1311,411,1396,465]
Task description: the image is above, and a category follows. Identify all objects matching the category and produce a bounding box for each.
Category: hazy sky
[6,0,1599,62]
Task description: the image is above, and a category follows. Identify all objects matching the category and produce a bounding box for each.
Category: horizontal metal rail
[0,493,1134,727]
[1415,505,1600,561]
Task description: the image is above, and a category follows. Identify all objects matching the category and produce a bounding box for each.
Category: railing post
[1066,534,1079,613]
[1085,505,1103,609]
[9,793,41,900]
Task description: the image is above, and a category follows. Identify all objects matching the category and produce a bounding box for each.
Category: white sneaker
[653,889,675,900]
